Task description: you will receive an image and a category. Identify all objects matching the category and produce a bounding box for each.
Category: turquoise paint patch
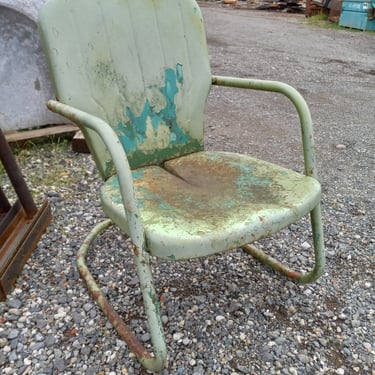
[167,254,176,261]
[136,186,175,211]
[116,65,189,155]
[117,120,137,151]
[176,63,183,84]
[104,176,146,208]
[104,160,115,178]
[104,178,123,205]
[223,200,237,209]
[236,164,272,193]
[132,169,145,179]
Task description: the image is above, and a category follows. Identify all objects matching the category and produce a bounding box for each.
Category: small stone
[318,338,327,347]
[363,342,372,350]
[47,190,60,197]
[301,241,311,250]
[83,303,93,312]
[236,364,250,373]
[24,357,32,366]
[8,351,17,361]
[54,310,67,320]
[35,333,44,342]
[36,319,48,329]
[0,338,7,348]
[45,335,56,347]
[7,330,19,340]
[189,359,196,366]
[173,332,184,341]
[30,342,45,352]
[259,347,273,362]
[215,315,225,322]
[7,299,22,309]
[335,144,346,150]
[298,353,310,363]
[140,333,150,342]
[336,368,345,375]
[54,358,66,372]
[81,345,91,356]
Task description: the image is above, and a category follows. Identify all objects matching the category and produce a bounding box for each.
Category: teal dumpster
[339,0,375,30]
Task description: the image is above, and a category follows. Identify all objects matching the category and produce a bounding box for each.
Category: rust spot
[130,151,278,226]
[91,290,152,359]
[130,243,139,256]
[160,294,166,304]
[63,327,78,338]
[287,270,302,280]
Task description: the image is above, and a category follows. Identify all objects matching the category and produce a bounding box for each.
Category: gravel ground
[1,5,374,375]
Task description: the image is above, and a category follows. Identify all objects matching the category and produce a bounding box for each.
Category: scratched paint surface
[101,151,321,260]
[115,65,199,168]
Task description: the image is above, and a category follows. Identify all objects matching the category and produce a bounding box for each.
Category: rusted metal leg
[0,187,11,214]
[76,219,167,372]
[0,129,37,218]
[242,204,325,284]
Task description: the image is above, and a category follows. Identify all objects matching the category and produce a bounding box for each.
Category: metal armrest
[211,75,318,180]
[47,100,144,247]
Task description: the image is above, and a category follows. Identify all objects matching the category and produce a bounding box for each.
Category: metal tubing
[212,76,325,283]
[211,76,317,179]
[242,204,325,284]
[76,221,167,372]
[0,129,37,217]
[48,100,168,372]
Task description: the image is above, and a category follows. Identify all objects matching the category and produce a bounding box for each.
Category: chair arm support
[48,100,167,370]
[47,100,145,248]
[211,75,317,180]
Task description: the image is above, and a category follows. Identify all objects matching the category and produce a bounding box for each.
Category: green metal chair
[38,0,325,371]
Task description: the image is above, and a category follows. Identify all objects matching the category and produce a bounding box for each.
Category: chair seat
[101,151,320,260]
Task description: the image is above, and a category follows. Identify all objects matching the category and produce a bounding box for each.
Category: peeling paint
[116,65,190,166]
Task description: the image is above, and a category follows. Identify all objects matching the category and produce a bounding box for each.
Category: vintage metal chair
[38,0,325,371]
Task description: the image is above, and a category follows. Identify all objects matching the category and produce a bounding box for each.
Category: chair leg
[242,204,325,284]
[76,219,167,372]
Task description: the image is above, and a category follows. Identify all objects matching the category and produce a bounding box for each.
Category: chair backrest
[38,0,211,179]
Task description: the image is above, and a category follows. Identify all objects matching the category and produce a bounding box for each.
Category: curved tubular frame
[47,100,167,372]
[212,76,325,283]
[47,74,325,371]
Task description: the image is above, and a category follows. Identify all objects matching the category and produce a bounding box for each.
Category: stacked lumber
[256,0,306,12]
[205,0,306,12]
